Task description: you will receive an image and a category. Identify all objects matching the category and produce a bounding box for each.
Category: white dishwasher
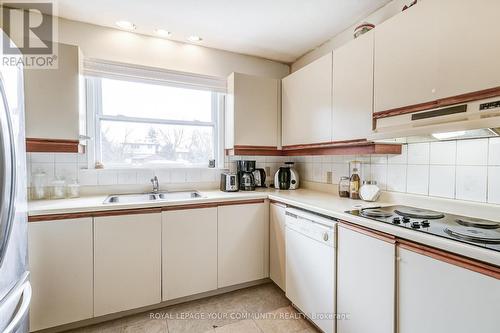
[285,208,336,333]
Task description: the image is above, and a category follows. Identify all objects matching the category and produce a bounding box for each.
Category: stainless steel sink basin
[104,191,204,204]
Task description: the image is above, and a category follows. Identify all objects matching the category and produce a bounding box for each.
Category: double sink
[104,191,204,204]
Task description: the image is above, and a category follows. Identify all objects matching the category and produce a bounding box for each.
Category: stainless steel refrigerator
[0,31,31,333]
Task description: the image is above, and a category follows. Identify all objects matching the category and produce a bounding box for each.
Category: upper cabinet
[24,42,86,151]
[374,0,500,114]
[282,53,333,146]
[436,0,500,99]
[373,0,438,113]
[225,73,280,150]
[332,31,374,141]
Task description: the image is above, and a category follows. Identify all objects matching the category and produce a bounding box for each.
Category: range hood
[370,97,500,142]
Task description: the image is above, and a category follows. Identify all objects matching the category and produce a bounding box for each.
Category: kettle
[274,167,291,190]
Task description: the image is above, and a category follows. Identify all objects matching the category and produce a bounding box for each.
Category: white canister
[360,180,381,202]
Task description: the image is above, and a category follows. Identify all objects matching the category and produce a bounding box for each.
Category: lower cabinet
[28,218,93,331]
[269,202,286,291]
[217,202,269,288]
[162,207,218,301]
[398,245,500,333]
[94,213,162,316]
[337,224,395,333]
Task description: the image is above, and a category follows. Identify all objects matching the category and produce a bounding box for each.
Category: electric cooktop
[346,205,500,252]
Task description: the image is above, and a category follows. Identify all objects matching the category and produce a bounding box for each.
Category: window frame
[85,75,224,169]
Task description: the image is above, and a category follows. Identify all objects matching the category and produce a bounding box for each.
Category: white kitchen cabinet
[28,218,93,331]
[337,224,395,333]
[332,31,374,141]
[218,202,269,288]
[226,73,280,148]
[398,245,500,333]
[282,53,333,146]
[373,0,438,113]
[24,42,86,142]
[94,213,161,316]
[269,202,286,291]
[374,0,500,114]
[162,207,218,301]
[435,0,500,99]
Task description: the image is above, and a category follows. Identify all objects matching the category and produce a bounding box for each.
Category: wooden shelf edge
[226,145,282,156]
[26,138,85,153]
[283,142,402,156]
[226,142,402,156]
[398,239,500,280]
[373,86,500,119]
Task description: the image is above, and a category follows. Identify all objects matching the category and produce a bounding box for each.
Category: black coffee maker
[236,160,256,191]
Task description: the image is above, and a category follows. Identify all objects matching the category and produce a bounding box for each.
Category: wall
[291,0,408,72]
[28,151,222,196]
[225,137,500,205]
[56,17,290,79]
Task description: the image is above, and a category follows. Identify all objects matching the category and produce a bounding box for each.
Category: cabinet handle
[396,256,401,261]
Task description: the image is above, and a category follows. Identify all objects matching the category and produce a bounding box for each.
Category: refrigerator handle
[0,75,17,268]
[0,273,31,333]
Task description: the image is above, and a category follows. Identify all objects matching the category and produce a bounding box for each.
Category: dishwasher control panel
[286,209,336,247]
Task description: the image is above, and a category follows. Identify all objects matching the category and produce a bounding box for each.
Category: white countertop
[29,188,500,266]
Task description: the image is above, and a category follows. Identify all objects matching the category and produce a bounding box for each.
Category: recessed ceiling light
[115,20,136,30]
[188,35,203,42]
[154,29,171,38]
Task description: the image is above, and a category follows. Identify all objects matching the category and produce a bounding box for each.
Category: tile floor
[64,283,320,333]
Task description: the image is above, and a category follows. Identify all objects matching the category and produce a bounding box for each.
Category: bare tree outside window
[91,77,218,167]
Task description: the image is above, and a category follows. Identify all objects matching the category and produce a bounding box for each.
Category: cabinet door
[94,213,161,316]
[282,53,333,146]
[436,0,500,99]
[226,73,279,148]
[332,31,374,141]
[337,225,395,333]
[218,202,269,288]
[162,207,218,301]
[24,42,82,141]
[28,218,93,331]
[269,203,286,291]
[373,1,439,113]
[398,246,500,333]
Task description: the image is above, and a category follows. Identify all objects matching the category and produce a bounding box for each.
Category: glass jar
[67,180,80,198]
[51,179,66,199]
[32,171,48,200]
[338,177,350,198]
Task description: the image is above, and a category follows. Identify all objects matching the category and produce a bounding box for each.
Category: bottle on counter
[349,168,361,199]
[338,176,350,198]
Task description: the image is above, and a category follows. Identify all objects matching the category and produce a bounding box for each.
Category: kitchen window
[85,60,226,168]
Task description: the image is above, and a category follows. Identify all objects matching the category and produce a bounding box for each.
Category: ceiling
[50,0,391,63]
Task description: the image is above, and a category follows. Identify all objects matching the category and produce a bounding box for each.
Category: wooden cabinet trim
[226,142,403,156]
[28,199,266,222]
[397,239,500,280]
[26,138,85,153]
[216,199,266,207]
[269,200,286,207]
[338,220,396,244]
[373,86,500,119]
[226,146,282,156]
[29,207,163,222]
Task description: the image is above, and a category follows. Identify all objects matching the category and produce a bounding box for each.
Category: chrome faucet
[150,176,159,193]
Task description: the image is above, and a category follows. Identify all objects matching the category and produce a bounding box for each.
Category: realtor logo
[1,1,58,68]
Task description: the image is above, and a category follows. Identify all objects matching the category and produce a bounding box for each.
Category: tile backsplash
[225,137,500,205]
[27,137,500,205]
[27,151,222,189]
